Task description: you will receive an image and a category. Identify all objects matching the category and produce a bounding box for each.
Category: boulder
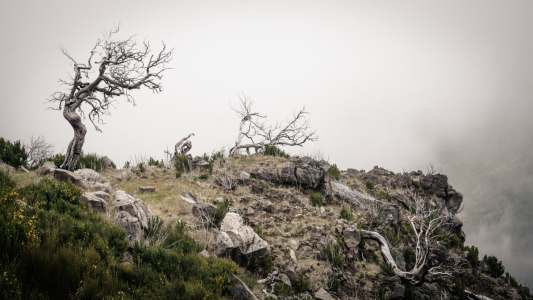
[343,225,361,249]
[285,264,302,282]
[239,171,250,181]
[393,174,412,189]
[390,190,410,208]
[87,181,113,194]
[192,201,217,223]
[102,156,113,170]
[420,176,432,189]
[280,157,332,199]
[251,167,275,181]
[289,239,299,251]
[263,200,274,213]
[381,203,403,225]
[290,250,297,262]
[139,186,156,192]
[252,183,265,193]
[446,186,463,215]
[390,283,405,299]
[89,191,111,203]
[199,249,210,258]
[112,190,153,230]
[180,190,197,204]
[216,212,270,268]
[75,168,102,182]
[115,211,144,248]
[36,161,55,176]
[298,245,315,260]
[431,243,449,262]
[280,164,296,183]
[232,274,259,300]
[279,273,292,288]
[54,169,88,190]
[315,288,335,300]
[80,192,108,213]
[191,156,210,171]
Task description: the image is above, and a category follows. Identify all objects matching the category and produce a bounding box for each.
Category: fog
[0,0,532,283]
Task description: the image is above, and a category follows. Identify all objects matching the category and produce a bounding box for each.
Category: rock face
[89,191,111,203]
[87,182,114,194]
[115,211,144,248]
[75,168,102,182]
[216,212,270,268]
[192,202,217,223]
[80,192,108,213]
[54,169,88,190]
[280,157,332,199]
[36,161,55,176]
[381,203,403,225]
[112,190,153,230]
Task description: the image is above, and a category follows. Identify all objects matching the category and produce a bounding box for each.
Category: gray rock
[191,156,210,171]
[139,186,156,192]
[75,168,102,182]
[251,167,275,182]
[54,169,88,190]
[446,186,463,215]
[180,190,197,204]
[290,250,297,262]
[102,156,113,170]
[412,177,421,187]
[247,207,255,215]
[281,164,296,183]
[115,211,143,248]
[213,197,224,205]
[239,171,251,181]
[432,244,449,262]
[112,191,153,230]
[289,239,299,251]
[80,192,108,212]
[390,190,410,208]
[87,181,113,194]
[390,283,405,299]
[430,174,448,198]
[263,200,274,213]
[393,174,412,189]
[216,212,270,269]
[343,226,361,249]
[252,183,265,193]
[192,201,217,222]
[285,264,302,282]
[232,274,259,300]
[381,203,403,225]
[199,249,211,258]
[315,288,335,300]
[420,176,432,189]
[279,273,292,288]
[298,245,315,259]
[89,191,111,203]
[36,161,55,176]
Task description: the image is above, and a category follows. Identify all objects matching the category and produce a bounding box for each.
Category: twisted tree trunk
[60,104,86,171]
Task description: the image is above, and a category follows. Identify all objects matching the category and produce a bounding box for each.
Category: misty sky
[1,0,532,283]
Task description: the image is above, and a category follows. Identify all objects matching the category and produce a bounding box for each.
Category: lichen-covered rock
[80,192,108,213]
[446,186,463,215]
[112,190,153,230]
[102,156,113,170]
[54,169,88,190]
[315,288,335,300]
[216,212,270,268]
[89,191,111,203]
[280,157,332,199]
[36,161,55,176]
[381,203,403,225]
[75,168,102,182]
[87,181,113,194]
[342,225,361,249]
[114,211,143,248]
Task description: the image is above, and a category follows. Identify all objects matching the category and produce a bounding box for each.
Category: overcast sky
[1,0,532,282]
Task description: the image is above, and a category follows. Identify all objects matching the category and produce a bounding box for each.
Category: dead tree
[48,26,173,171]
[229,94,318,155]
[165,133,194,165]
[25,135,54,168]
[332,181,451,284]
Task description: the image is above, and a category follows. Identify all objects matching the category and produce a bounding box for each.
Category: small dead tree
[25,135,54,168]
[229,94,318,155]
[165,133,194,165]
[48,25,173,171]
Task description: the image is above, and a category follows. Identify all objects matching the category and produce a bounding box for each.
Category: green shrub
[174,153,191,173]
[404,247,415,270]
[148,157,164,168]
[263,145,289,158]
[323,242,343,269]
[330,164,340,181]
[447,234,463,250]
[310,192,323,207]
[263,256,273,276]
[358,232,365,250]
[378,286,386,300]
[365,181,374,190]
[138,162,146,173]
[327,276,340,292]
[199,173,209,180]
[382,262,395,276]
[383,227,400,247]
[47,152,112,171]
[464,245,479,268]
[255,226,266,240]
[176,171,182,178]
[215,198,230,222]
[0,137,27,169]
[123,161,130,169]
[293,273,309,293]
[273,282,290,296]
[376,189,392,201]
[339,203,354,221]
[483,255,505,277]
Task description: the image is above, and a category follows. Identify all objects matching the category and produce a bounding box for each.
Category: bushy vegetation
[255,226,266,240]
[175,171,182,178]
[382,227,400,247]
[464,245,479,268]
[174,153,191,173]
[263,256,273,276]
[203,150,225,175]
[0,137,27,168]
[327,275,340,292]
[47,152,115,171]
[404,247,415,271]
[339,203,354,221]
[310,191,323,207]
[148,157,164,168]
[293,273,309,293]
[323,242,343,269]
[365,181,374,190]
[0,169,239,299]
[263,145,289,158]
[483,255,505,277]
[382,262,395,276]
[199,173,209,180]
[330,164,340,181]
[376,188,392,201]
[215,198,230,222]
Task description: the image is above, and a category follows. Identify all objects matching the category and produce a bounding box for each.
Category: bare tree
[25,135,54,168]
[332,181,451,284]
[229,94,318,155]
[48,25,173,171]
[165,133,194,166]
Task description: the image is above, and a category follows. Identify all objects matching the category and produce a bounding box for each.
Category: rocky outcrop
[89,191,111,203]
[80,192,108,213]
[112,190,153,230]
[216,212,270,268]
[342,224,361,249]
[115,211,144,248]
[280,157,332,199]
[75,168,102,182]
[102,156,113,170]
[54,169,88,190]
[36,161,55,176]
[87,181,113,194]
